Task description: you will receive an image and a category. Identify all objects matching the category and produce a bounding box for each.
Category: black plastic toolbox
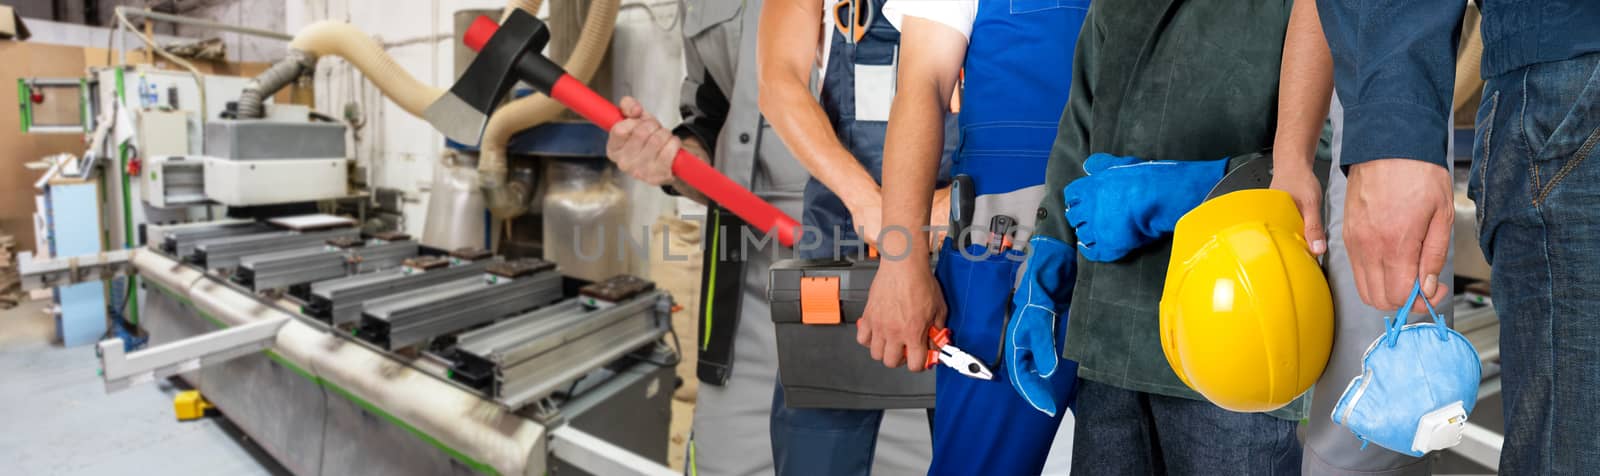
[768,258,935,409]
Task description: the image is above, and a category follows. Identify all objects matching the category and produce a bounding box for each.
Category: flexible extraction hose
[502,0,545,22]
[237,50,313,119]
[1453,9,1485,120]
[235,21,449,120]
[480,0,619,219]
[237,0,609,220]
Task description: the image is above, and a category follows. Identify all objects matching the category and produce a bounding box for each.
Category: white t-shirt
[882,0,979,39]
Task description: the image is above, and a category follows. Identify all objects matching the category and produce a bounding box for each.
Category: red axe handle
[466,16,800,247]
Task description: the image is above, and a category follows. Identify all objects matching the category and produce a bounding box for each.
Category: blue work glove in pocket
[1062,153,1228,262]
[1006,236,1078,417]
[1333,282,1481,457]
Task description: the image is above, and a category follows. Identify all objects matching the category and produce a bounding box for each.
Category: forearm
[879,16,965,262]
[880,84,948,261]
[756,0,879,209]
[1317,0,1463,170]
[1274,0,1332,175]
[757,74,878,204]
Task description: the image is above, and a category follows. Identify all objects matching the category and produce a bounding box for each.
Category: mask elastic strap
[1387,280,1447,346]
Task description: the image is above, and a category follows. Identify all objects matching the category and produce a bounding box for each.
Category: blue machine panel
[47,181,107,347]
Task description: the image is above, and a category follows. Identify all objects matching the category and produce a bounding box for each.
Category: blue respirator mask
[1332,281,1482,457]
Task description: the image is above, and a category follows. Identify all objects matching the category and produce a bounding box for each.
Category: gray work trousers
[1303,97,1457,475]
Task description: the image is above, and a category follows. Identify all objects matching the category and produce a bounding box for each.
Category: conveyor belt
[356,259,562,350]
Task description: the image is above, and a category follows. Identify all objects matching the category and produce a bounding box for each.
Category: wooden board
[0,42,90,255]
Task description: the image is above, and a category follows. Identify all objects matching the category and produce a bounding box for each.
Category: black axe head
[425,10,550,146]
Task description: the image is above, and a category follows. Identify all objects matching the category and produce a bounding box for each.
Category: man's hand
[1269,160,1327,255]
[605,96,678,186]
[859,261,944,371]
[1343,159,1452,310]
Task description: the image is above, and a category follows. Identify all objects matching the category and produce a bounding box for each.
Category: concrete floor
[0,298,288,476]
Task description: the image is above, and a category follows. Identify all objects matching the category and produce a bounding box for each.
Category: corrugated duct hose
[480,0,619,219]
[237,21,444,120]
[237,0,618,221]
[1454,8,1485,124]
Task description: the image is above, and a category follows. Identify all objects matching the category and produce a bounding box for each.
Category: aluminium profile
[345,240,419,273]
[191,228,359,270]
[235,247,347,291]
[235,240,418,291]
[357,269,562,350]
[159,221,274,258]
[451,291,670,409]
[305,258,496,325]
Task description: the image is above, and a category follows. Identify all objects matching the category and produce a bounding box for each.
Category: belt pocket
[696,207,749,386]
[1010,0,1089,14]
[935,238,1024,363]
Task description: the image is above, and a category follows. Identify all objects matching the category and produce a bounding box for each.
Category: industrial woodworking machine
[22,217,679,476]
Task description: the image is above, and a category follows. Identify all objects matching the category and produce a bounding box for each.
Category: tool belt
[767,258,936,409]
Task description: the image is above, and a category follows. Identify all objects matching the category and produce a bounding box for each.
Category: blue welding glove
[1006,235,1077,417]
[1333,282,1481,457]
[1062,153,1228,262]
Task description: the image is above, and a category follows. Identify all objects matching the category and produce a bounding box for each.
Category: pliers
[925,327,994,380]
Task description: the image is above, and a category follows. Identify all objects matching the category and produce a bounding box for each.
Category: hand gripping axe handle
[446,10,801,247]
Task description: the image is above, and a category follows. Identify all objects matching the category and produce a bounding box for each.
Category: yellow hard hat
[1159,189,1333,413]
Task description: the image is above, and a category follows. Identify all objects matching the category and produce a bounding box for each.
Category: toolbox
[768,258,935,409]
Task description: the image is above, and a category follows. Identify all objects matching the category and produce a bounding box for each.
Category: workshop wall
[172,1,284,63]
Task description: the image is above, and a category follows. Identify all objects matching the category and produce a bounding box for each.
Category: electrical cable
[114,9,208,126]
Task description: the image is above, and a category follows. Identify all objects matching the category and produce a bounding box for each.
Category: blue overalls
[770,1,955,474]
[930,1,1087,475]
[796,0,956,260]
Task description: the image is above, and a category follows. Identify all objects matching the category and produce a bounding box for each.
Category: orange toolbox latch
[799,276,843,325]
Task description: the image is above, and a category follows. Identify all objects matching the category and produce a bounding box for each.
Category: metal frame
[17,249,137,291]
[97,316,288,393]
[17,77,91,134]
[117,244,679,474]
[548,425,676,476]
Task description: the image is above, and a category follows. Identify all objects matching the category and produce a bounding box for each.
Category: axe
[422,9,549,147]
[433,9,801,247]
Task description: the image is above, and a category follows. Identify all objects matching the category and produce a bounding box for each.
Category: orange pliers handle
[924,327,952,369]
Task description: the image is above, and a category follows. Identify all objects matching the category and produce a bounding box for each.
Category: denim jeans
[1469,51,1600,474]
[1070,379,1300,475]
[769,383,935,476]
